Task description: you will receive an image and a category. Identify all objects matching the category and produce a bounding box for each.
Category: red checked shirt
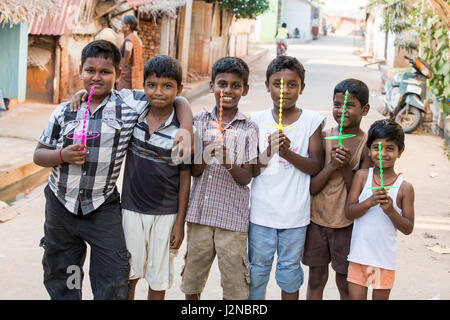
[185,106,259,232]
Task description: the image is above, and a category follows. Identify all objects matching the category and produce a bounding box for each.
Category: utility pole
[181,0,193,82]
[277,0,282,29]
[419,0,425,57]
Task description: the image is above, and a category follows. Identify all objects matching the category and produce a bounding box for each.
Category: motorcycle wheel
[395,105,422,133]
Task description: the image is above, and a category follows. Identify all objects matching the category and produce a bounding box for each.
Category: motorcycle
[276,41,286,56]
[379,45,432,133]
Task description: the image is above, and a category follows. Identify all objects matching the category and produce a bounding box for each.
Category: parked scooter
[379,44,432,133]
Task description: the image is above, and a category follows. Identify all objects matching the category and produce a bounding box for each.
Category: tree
[369,0,449,111]
[214,0,270,20]
[368,0,411,59]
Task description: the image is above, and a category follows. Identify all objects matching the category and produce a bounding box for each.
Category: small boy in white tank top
[345,119,415,300]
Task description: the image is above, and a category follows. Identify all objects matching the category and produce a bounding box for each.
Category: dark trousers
[40,185,130,300]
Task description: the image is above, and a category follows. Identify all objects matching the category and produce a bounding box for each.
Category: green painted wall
[257,0,282,42]
[0,22,28,101]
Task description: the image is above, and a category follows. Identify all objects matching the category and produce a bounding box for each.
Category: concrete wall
[254,0,278,42]
[372,9,386,62]
[0,22,28,102]
[253,0,314,43]
[367,7,409,69]
[59,35,93,101]
[283,0,313,41]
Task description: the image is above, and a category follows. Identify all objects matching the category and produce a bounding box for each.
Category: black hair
[266,55,305,84]
[81,40,121,71]
[367,119,405,150]
[211,57,249,87]
[143,55,183,87]
[123,15,138,31]
[281,23,287,28]
[334,78,369,106]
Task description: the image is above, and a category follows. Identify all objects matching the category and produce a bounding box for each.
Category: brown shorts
[302,222,353,275]
[180,222,250,300]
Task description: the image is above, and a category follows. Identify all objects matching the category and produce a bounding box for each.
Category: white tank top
[347,168,403,270]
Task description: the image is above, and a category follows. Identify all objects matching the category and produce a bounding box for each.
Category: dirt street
[0,31,449,300]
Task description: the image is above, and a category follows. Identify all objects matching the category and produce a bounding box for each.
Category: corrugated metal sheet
[28,0,81,36]
[127,0,155,7]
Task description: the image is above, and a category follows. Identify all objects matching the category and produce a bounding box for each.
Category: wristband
[226,163,233,171]
[59,148,66,164]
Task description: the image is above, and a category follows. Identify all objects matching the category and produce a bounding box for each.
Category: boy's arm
[191,161,207,177]
[341,145,372,193]
[173,96,194,156]
[34,106,86,167]
[170,169,191,249]
[359,145,372,169]
[310,145,352,195]
[225,163,253,186]
[226,125,258,185]
[345,169,378,220]
[34,143,63,167]
[212,142,253,186]
[379,182,415,235]
[281,126,323,176]
[309,131,327,195]
[191,144,253,184]
[70,89,88,112]
[252,151,272,177]
[34,143,87,167]
[252,131,284,177]
[340,146,354,192]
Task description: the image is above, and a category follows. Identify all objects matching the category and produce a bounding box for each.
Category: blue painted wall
[0,22,28,102]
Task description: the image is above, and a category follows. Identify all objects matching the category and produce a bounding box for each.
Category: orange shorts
[347,262,395,290]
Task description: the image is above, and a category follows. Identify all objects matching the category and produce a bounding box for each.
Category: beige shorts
[122,209,178,290]
[180,222,250,300]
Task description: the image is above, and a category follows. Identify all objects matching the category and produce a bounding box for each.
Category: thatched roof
[138,0,186,19]
[0,0,61,26]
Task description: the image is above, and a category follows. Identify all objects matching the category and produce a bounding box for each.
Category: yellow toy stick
[266,78,295,130]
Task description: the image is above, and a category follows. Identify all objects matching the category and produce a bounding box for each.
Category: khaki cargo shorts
[180,222,250,300]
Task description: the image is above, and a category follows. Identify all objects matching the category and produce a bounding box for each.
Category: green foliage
[368,0,411,34]
[370,0,449,105]
[215,0,270,19]
[407,1,449,105]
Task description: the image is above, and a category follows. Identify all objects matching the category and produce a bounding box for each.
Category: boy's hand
[209,141,233,167]
[170,221,184,249]
[61,144,87,165]
[172,134,191,163]
[69,90,88,112]
[365,192,380,208]
[376,189,395,214]
[267,130,290,157]
[278,131,291,157]
[330,146,351,170]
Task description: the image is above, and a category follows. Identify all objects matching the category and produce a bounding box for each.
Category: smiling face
[210,72,249,111]
[369,138,404,170]
[79,56,120,99]
[333,92,369,129]
[144,74,182,109]
[265,69,305,110]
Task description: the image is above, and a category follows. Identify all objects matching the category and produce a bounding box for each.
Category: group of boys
[34,39,415,301]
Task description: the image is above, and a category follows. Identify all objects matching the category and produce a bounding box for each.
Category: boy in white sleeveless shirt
[345,119,415,300]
